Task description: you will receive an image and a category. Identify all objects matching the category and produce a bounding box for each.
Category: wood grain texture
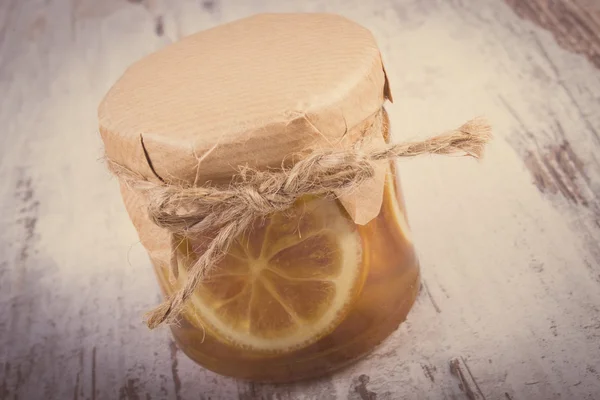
[505,0,600,69]
[1,0,600,399]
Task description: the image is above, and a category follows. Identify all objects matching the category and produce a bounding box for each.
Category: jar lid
[99,13,391,189]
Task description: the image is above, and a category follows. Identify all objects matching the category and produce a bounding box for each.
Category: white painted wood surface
[1,0,599,398]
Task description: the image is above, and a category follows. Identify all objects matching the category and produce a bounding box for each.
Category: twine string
[107,111,492,329]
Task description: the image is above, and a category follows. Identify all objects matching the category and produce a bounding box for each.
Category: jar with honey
[99,13,486,382]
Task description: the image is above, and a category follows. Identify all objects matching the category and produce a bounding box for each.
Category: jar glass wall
[154,165,420,382]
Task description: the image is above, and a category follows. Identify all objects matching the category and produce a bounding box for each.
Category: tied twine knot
[107,111,492,329]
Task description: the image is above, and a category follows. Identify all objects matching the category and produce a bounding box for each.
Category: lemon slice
[176,197,364,352]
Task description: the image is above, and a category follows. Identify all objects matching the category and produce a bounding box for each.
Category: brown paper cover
[100,13,392,267]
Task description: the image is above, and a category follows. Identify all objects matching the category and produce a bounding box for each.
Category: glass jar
[100,12,421,383]
[155,163,419,382]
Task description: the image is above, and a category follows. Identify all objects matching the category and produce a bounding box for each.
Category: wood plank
[505,0,600,69]
[1,0,599,398]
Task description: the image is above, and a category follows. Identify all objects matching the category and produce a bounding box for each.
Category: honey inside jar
[155,167,420,382]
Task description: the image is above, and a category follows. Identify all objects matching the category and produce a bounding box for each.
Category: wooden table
[2,0,599,398]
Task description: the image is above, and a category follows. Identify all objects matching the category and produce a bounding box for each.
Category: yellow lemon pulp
[176,197,364,352]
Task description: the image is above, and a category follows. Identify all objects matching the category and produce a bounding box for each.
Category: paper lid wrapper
[99,13,394,253]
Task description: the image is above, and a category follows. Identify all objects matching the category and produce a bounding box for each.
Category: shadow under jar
[99,13,420,382]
